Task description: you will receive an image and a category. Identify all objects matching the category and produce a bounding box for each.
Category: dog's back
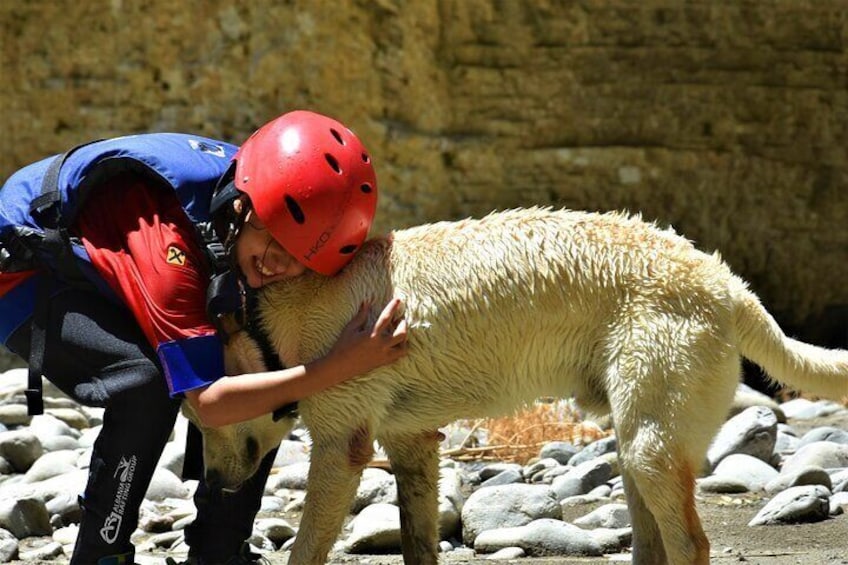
[259,207,740,435]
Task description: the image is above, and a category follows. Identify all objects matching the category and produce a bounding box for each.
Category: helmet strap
[216,196,253,285]
[223,197,249,253]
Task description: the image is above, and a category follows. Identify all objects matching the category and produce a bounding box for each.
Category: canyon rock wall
[1,1,846,368]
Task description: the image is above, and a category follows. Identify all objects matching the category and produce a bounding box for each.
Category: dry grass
[443,400,610,465]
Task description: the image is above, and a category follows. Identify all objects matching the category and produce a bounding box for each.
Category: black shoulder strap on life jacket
[25,274,51,415]
[26,142,98,415]
[30,140,102,285]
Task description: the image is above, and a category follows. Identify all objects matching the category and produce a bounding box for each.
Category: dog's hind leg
[613,415,710,565]
[619,468,667,564]
[379,431,442,565]
[605,312,740,564]
[287,424,374,565]
[605,359,718,563]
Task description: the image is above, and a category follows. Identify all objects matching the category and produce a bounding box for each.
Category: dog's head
[181,399,295,490]
[184,316,297,490]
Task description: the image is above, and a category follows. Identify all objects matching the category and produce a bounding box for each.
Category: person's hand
[324,297,409,381]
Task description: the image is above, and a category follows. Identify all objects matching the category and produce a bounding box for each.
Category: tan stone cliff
[1,1,846,369]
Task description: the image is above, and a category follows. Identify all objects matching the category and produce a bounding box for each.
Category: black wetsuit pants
[6,286,273,564]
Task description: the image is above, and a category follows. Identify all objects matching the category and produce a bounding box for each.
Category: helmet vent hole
[285,195,306,224]
[340,244,357,255]
[330,129,345,145]
[325,153,342,174]
[361,153,370,164]
[360,183,373,194]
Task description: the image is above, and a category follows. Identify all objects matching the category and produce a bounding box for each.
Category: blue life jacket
[0,133,239,414]
[0,133,238,278]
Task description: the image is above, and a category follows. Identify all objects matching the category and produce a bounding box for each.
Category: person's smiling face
[233,199,308,288]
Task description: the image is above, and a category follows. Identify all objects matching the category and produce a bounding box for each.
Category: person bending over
[0,111,408,564]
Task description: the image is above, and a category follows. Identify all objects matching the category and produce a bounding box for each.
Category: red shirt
[73,173,223,394]
[0,270,36,296]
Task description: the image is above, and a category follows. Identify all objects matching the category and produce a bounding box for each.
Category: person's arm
[186,298,408,427]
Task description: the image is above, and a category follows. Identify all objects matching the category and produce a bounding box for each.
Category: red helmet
[233,110,378,276]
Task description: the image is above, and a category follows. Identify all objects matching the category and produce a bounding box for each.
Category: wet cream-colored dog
[191,207,848,565]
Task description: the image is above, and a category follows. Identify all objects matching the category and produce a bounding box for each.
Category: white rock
[728,383,785,422]
[574,503,630,529]
[51,523,79,545]
[474,518,603,556]
[461,484,561,545]
[483,469,525,488]
[78,426,102,449]
[157,441,185,476]
[272,440,311,467]
[351,469,397,513]
[748,485,831,526]
[344,503,401,553]
[29,414,80,441]
[18,540,63,560]
[254,517,296,547]
[711,453,778,492]
[0,528,17,562]
[765,465,832,495]
[487,546,526,559]
[707,406,777,469]
[798,426,848,447]
[568,436,617,467]
[781,442,848,475]
[551,459,612,500]
[479,463,523,482]
[438,466,465,513]
[43,408,89,432]
[829,491,848,516]
[539,442,579,465]
[0,430,43,473]
[265,461,310,492]
[144,469,190,502]
[0,497,52,538]
[21,450,80,484]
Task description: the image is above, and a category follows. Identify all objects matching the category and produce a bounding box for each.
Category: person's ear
[232,197,244,215]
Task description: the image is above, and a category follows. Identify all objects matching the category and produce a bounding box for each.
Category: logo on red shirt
[166,245,187,266]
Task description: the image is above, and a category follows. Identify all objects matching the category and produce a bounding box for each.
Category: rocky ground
[255,411,848,565]
[224,490,848,565]
[0,368,846,564]
[14,508,848,565]
[197,412,848,565]
[133,475,848,565]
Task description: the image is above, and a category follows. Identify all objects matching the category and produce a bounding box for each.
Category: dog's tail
[733,279,848,400]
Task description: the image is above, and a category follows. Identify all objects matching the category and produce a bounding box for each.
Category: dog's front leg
[379,431,442,565]
[287,425,374,565]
